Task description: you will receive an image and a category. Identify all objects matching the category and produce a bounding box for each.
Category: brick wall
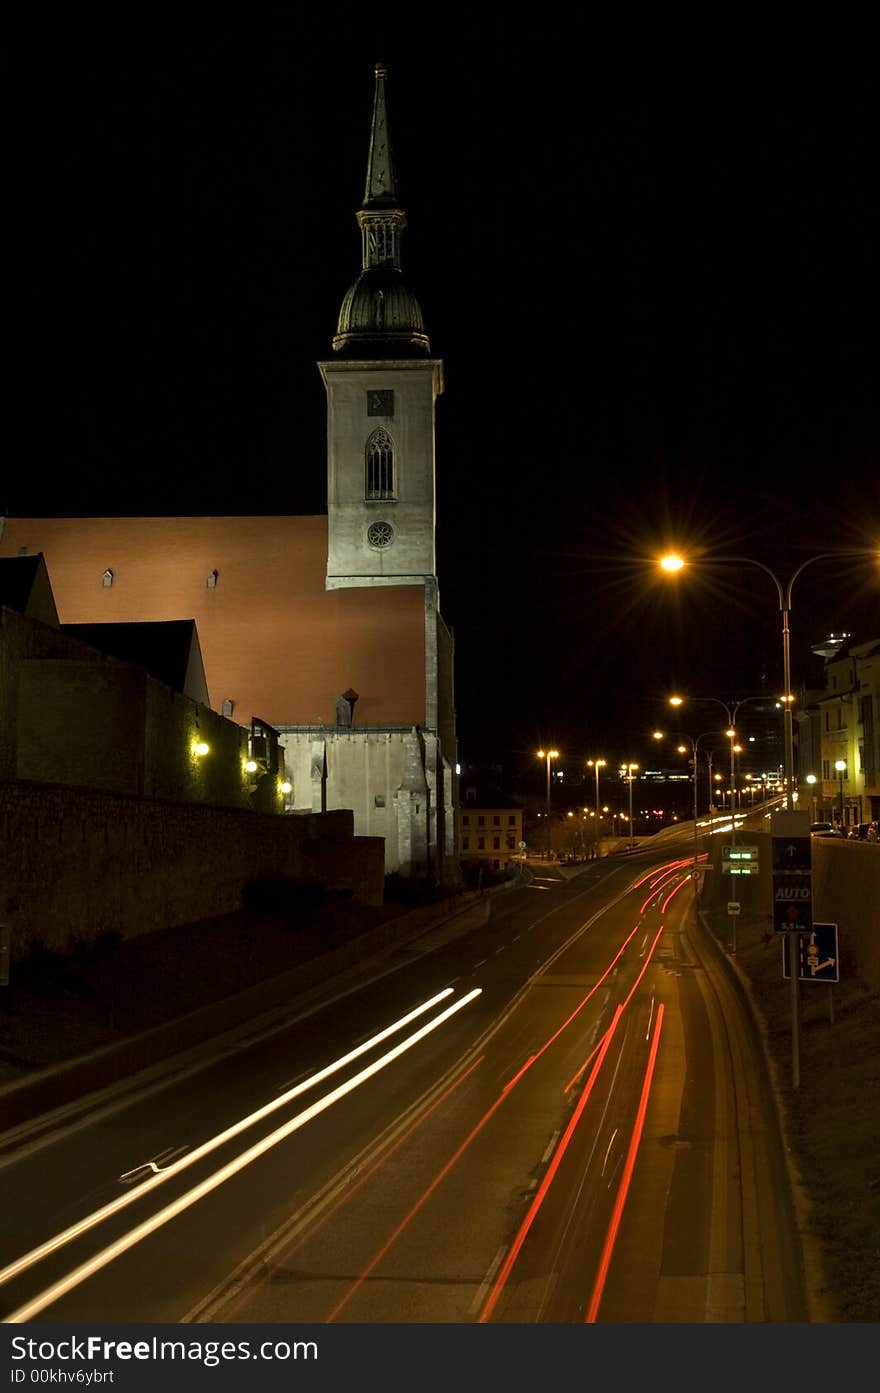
[0,781,385,958]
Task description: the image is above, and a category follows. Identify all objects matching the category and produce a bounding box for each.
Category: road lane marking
[470,1247,507,1316]
[541,1130,560,1165]
[118,1146,189,1184]
[601,1128,619,1176]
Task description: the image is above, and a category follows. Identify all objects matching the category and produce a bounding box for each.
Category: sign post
[771,809,812,1090]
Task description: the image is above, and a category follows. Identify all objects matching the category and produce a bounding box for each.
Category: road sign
[783,922,839,983]
[772,836,811,874]
[722,844,759,874]
[773,880,813,935]
[727,901,741,916]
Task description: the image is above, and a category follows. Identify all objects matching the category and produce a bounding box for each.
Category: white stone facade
[319,359,444,590]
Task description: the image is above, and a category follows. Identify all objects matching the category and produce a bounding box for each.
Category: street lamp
[537,749,559,860]
[835,759,847,829]
[659,548,880,811]
[586,758,606,852]
[672,730,719,881]
[806,772,818,822]
[536,749,559,815]
[620,762,639,849]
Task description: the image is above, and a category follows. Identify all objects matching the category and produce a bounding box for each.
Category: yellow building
[817,637,880,827]
[459,801,524,871]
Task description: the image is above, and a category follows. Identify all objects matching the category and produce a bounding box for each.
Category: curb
[696,906,836,1322]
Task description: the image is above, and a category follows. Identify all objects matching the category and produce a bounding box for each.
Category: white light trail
[4,987,482,1324]
[0,986,455,1293]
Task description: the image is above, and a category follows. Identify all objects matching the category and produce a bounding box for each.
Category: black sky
[9,15,880,783]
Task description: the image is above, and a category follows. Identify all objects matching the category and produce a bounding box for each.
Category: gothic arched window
[365,428,395,501]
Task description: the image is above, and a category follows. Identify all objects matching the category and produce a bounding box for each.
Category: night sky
[10,15,879,785]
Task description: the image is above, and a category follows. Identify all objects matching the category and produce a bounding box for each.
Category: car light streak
[321,888,646,1320]
[660,876,689,913]
[585,1003,665,1322]
[564,925,663,1093]
[478,1006,625,1323]
[640,867,686,913]
[631,859,688,891]
[323,927,637,1324]
[0,986,469,1312]
[645,994,655,1041]
[5,989,482,1325]
[222,1053,487,1321]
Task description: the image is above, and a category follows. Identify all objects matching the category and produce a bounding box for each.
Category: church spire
[357,62,405,272]
[363,62,398,211]
[332,63,430,356]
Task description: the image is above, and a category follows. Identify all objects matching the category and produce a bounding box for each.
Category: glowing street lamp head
[677,744,687,754]
[193,741,210,758]
[659,553,686,573]
[806,774,817,785]
[652,730,664,741]
[669,695,684,707]
[726,727,736,738]
[834,759,847,772]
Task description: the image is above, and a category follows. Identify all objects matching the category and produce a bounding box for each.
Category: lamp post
[620,763,639,849]
[536,748,559,816]
[537,749,559,860]
[806,772,818,823]
[672,731,718,884]
[586,758,606,854]
[835,759,847,829]
[660,549,879,811]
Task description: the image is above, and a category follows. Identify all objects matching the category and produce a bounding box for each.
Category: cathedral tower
[319,63,444,591]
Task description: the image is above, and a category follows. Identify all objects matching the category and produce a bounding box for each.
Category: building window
[493,837,500,850]
[365,428,395,500]
[366,520,394,548]
[462,814,470,826]
[508,815,516,825]
[206,569,219,588]
[102,569,114,587]
[493,815,500,825]
[478,815,485,826]
[493,860,500,870]
[221,699,234,717]
[824,711,830,731]
[837,707,843,729]
[822,759,830,779]
[462,836,470,850]
[478,836,485,850]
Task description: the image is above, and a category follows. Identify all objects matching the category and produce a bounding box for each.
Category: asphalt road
[0,828,807,1324]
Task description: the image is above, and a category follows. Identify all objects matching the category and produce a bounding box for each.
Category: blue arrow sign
[782,921,839,983]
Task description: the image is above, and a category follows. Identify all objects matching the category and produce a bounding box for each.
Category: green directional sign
[722,844,759,874]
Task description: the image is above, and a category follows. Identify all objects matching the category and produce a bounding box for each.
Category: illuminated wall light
[193,741,210,758]
[280,781,292,794]
[244,760,258,773]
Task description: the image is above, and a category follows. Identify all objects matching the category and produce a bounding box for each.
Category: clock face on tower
[367,389,394,417]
